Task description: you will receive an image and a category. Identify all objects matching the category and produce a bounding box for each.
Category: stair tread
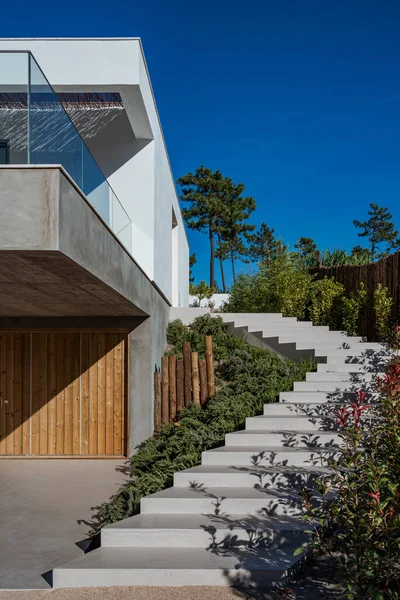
[232,429,341,435]
[205,445,341,453]
[180,464,331,474]
[54,545,301,574]
[145,486,306,500]
[104,512,309,531]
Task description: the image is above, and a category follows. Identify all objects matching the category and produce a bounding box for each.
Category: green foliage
[351,245,372,264]
[299,334,400,599]
[216,186,256,282]
[98,315,313,528]
[374,283,394,342]
[319,248,372,267]
[189,253,196,285]
[294,237,319,268]
[308,278,367,335]
[246,222,286,265]
[308,277,345,327]
[178,166,255,288]
[189,280,215,305]
[354,203,400,260]
[225,252,312,319]
[224,250,372,336]
[166,318,187,348]
[342,282,367,336]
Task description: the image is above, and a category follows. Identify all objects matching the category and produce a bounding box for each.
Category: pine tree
[294,237,319,267]
[215,234,227,292]
[247,222,284,265]
[218,185,255,282]
[353,203,400,260]
[178,167,255,288]
[189,253,196,285]
[178,167,225,288]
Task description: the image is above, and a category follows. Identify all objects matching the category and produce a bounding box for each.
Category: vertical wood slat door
[0,332,127,457]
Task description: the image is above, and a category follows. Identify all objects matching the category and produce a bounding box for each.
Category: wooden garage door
[0,332,127,456]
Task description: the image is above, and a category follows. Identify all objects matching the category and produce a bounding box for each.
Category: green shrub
[98,315,313,528]
[224,250,371,336]
[189,280,215,306]
[308,277,345,328]
[298,331,400,599]
[225,253,312,319]
[342,282,367,336]
[374,283,394,342]
[166,318,187,347]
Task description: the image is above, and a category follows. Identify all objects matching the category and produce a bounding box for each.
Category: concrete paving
[0,459,128,589]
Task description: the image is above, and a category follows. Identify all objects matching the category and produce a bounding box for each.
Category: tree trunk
[209,226,215,288]
[217,234,226,292]
[231,252,236,282]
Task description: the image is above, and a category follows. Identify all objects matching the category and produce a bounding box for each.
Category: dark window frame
[0,139,10,164]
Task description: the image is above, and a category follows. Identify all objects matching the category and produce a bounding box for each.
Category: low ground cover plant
[298,330,400,599]
[98,315,313,527]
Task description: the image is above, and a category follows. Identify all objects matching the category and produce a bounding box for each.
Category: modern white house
[0,38,189,458]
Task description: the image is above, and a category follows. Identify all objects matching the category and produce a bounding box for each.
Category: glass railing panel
[111,191,132,252]
[0,51,133,255]
[29,54,83,186]
[0,52,29,164]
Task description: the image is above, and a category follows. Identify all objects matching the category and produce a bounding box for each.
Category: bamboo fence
[310,251,400,339]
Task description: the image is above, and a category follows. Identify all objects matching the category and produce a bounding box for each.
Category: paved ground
[0,459,128,589]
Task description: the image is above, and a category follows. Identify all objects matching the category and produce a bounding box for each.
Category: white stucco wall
[0,38,189,306]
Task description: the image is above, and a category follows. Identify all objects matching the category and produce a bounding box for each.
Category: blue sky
[1,0,400,287]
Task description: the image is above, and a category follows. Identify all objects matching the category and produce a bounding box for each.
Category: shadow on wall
[70,108,153,179]
[0,331,128,457]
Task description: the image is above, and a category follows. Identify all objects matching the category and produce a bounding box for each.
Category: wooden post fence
[161,355,169,425]
[153,336,215,430]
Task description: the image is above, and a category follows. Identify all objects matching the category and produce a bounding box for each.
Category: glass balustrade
[0,51,132,252]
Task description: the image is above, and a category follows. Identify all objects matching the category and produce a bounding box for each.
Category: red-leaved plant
[296,327,400,599]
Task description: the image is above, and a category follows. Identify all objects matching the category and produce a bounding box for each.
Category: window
[0,140,9,165]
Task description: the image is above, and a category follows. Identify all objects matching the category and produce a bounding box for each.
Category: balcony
[0,51,132,252]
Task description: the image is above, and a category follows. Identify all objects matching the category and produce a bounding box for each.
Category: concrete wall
[0,166,171,453]
[0,38,189,306]
[189,293,230,309]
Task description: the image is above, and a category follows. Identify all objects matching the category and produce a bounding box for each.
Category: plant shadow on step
[186,482,338,598]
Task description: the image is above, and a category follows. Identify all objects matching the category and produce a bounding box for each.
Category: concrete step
[225,430,343,448]
[317,363,381,373]
[323,354,390,366]
[101,512,311,548]
[246,414,340,431]
[306,371,381,382]
[263,402,379,418]
[229,330,317,362]
[220,312,285,321]
[277,335,355,345]
[293,380,376,392]
[140,486,318,516]
[174,464,330,490]
[201,445,341,467]
[317,346,387,359]
[301,342,384,353]
[246,324,337,335]
[52,544,305,588]
[249,333,349,345]
[278,390,380,404]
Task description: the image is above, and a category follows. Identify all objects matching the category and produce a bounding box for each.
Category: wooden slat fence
[310,252,400,340]
[154,335,215,429]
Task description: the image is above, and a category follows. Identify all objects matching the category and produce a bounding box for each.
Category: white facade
[0,38,189,306]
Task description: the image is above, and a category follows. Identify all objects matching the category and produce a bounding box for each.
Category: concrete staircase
[53,312,388,589]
